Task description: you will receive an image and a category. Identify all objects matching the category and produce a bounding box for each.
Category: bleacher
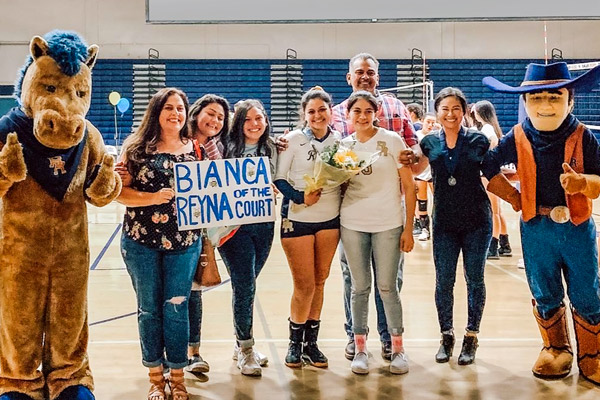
[87,58,600,146]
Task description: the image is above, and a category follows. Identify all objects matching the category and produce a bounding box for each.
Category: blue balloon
[117,98,130,113]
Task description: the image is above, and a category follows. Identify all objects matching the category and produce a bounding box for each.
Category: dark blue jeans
[121,235,201,369]
[188,290,202,346]
[432,222,491,333]
[521,216,600,324]
[340,241,403,343]
[218,222,274,349]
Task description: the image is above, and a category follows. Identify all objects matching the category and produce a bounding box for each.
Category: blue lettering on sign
[242,158,256,184]
[177,197,189,225]
[225,159,241,186]
[254,158,269,184]
[175,164,193,193]
[203,161,222,188]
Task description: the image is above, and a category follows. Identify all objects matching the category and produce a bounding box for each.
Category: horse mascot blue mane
[0,30,121,400]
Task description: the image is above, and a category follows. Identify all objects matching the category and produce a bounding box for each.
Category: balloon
[117,98,130,113]
[108,91,121,106]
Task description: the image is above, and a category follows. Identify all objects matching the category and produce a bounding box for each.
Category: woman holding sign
[340,91,416,375]
[219,99,277,376]
[419,87,492,366]
[274,87,341,369]
[117,88,199,400]
[184,94,231,375]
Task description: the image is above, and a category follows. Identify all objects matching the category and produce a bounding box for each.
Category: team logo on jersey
[376,141,388,156]
[361,165,373,175]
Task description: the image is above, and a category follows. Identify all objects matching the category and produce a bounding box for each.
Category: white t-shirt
[275,128,342,222]
[340,128,407,232]
[480,124,498,149]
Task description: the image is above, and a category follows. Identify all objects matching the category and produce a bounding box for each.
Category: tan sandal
[168,370,189,400]
[148,371,166,400]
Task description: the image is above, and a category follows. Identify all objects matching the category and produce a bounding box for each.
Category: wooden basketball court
[86,199,600,399]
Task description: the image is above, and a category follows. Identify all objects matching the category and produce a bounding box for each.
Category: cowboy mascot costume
[482,62,600,384]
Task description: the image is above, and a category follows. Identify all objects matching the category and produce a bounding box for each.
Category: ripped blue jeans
[121,235,201,369]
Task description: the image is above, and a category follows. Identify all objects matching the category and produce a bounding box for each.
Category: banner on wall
[174,157,276,230]
[147,0,600,23]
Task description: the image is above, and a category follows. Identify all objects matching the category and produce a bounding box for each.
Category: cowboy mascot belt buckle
[549,206,570,224]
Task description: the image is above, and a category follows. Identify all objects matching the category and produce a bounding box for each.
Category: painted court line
[89,278,231,326]
[486,260,528,284]
[256,297,289,398]
[89,223,122,270]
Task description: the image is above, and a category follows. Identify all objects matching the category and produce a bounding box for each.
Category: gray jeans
[341,226,404,336]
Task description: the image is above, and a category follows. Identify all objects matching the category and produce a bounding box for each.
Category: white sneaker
[418,228,430,241]
[232,343,268,366]
[390,352,409,375]
[185,354,210,373]
[237,347,262,376]
[351,352,369,375]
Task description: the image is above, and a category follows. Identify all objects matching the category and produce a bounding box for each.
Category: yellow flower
[334,150,358,166]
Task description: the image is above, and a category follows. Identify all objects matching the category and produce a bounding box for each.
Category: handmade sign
[174,156,276,229]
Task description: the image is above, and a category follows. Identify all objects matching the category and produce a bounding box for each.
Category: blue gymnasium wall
[88,58,600,145]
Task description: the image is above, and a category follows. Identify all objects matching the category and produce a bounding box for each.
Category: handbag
[194,235,222,288]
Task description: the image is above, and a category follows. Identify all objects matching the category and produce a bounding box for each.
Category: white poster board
[174,157,276,230]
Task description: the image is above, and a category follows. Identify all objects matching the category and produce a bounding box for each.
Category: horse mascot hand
[0,30,121,400]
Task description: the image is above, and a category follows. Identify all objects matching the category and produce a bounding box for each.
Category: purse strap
[192,139,205,160]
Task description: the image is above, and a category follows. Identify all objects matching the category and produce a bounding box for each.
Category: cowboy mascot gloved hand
[482,62,600,384]
[0,31,121,400]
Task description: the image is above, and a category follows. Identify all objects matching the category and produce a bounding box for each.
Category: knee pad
[418,200,428,212]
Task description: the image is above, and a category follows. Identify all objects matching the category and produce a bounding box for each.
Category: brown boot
[532,305,573,379]
[572,308,600,385]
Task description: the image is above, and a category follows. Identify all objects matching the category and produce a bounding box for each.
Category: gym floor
[87,199,600,399]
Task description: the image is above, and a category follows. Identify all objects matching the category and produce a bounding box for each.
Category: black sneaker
[344,339,355,360]
[412,219,422,236]
[381,341,392,361]
[498,234,512,257]
[486,237,500,260]
[303,342,328,368]
[285,341,303,368]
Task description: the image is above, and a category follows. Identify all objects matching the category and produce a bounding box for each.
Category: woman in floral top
[117,87,199,400]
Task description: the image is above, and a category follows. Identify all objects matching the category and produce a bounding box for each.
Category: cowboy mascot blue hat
[482,60,600,386]
[483,61,600,93]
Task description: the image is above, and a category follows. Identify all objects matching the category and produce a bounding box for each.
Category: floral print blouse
[123,151,200,250]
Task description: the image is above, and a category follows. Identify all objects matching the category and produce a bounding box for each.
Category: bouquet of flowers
[303,142,381,193]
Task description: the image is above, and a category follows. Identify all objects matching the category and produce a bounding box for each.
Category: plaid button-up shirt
[331,91,417,147]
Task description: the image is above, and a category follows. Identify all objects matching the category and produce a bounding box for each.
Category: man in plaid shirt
[331,53,419,155]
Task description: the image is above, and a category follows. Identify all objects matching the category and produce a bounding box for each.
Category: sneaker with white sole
[237,347,262,376]
[418,228,430,241]
[185,354,210,373]
[390,352,409,374]
[232,343,268,366]
[351,352,369,375]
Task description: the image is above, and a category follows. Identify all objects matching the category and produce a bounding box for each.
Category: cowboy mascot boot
[482,62,600,383]
[572,307,600,384]
[532,303,573,378]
